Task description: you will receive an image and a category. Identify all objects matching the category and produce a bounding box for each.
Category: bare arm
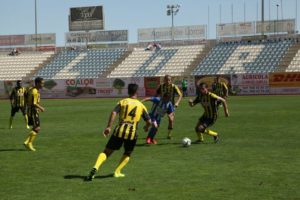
[35,103,45,112]
[175,94,182,108]
[175,86,183,108]
[223,84,229,98]
[143,119,152,132]
[217,97,229,117]
[141,97,152,102]
[103,111,117,137]
[10,90,15,105]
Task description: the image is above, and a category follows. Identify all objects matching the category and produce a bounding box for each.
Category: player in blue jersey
[142,93,175,144]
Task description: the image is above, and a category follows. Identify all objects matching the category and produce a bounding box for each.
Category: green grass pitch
[0,96,300,200]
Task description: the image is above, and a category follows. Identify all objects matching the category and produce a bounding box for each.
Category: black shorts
[11,106,26,116]
[28,109,40,128]
[199,115,217,129]
[106,135,137,152]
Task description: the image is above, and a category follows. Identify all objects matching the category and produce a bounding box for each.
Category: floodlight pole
[35,0,38,51]
[171,9,174,44]
[276,4,279,35]
[262,0,265,36]
[167,4,180,45]
[296,0,298,33]
[244,0,246,22]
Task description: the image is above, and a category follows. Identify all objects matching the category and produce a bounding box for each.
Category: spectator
[181,78,188,97]
[153,42,162,51]
[145,43,154,51]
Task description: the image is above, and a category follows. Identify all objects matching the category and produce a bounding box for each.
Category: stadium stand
[284,44,300,72]
[0,52,54,81]
[107,45,206,78]
[33,48,127,79]
[192,40,294,75]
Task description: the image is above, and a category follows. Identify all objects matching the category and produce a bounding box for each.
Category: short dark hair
[16,80,22,87]
[198,82,208,89]
[35,77,44,85]
[128,83,138,96]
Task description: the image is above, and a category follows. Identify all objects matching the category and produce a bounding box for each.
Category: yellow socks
[204,129,218,137]
[24,131,37,144]
[9,117,13,129]
[24,115,29,129]
[93,153,107,170]
[114,155,130,177]
[24,131,37,151]
[197,132,204,142]
[28,131,37,143]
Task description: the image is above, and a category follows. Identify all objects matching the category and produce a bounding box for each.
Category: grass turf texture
[0,96,299,200]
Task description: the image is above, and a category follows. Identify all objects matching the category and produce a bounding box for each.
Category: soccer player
[23,77,45,152]
[9,80,29,129]
[212,76,228,107]
[156,75,182,139]
[181,78,188,97]
[142,92,175,144]
[85,83,152,181]
[189,82,229,143]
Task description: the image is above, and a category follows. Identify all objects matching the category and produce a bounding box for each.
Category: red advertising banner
[0,35,25,46]
[269,72,300,94]
[144,77,160,96]
[269,72,300,87]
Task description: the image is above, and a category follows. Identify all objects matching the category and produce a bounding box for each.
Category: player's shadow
[136,141,181,147]
[0,148,27,152]
[64,173,114,180]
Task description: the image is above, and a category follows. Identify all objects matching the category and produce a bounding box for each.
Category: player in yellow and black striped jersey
[9,80,29,129]
[212,76,228,107]
[156,75,182,139]
[23,77,45,152]
[189,82,229,143]
[86,83,152,181]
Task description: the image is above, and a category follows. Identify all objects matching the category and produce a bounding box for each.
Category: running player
[156,75,182,139]
[142,92,174,144]
[85,83,151,181]
[189,82,229,143]
[212,76,228,107]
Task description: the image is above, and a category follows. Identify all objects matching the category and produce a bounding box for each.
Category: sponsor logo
[65,79,94,86]
[271,73,300,82]
[243,74,268,80]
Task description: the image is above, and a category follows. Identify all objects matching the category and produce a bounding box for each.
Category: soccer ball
[182,137,191,147]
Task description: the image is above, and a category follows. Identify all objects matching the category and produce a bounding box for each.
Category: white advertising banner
[217,23,236,37]
[138,25,206,42]
[24,33,56,45]
[236,22,255,35]
[66,30,128,44]
[256,19,295,34]
[217,22,255,37]
[231,73,269,95]
[39,78,145,98]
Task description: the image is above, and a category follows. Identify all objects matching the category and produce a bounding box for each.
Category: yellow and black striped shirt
[157,83,182,105]
[113,98,150,140]
[212,82,228,98]
[26,87,40,114]
[10,87,26,107]
[193,92,219,119]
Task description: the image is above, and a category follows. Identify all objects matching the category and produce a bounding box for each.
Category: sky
[0,0,299,46]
